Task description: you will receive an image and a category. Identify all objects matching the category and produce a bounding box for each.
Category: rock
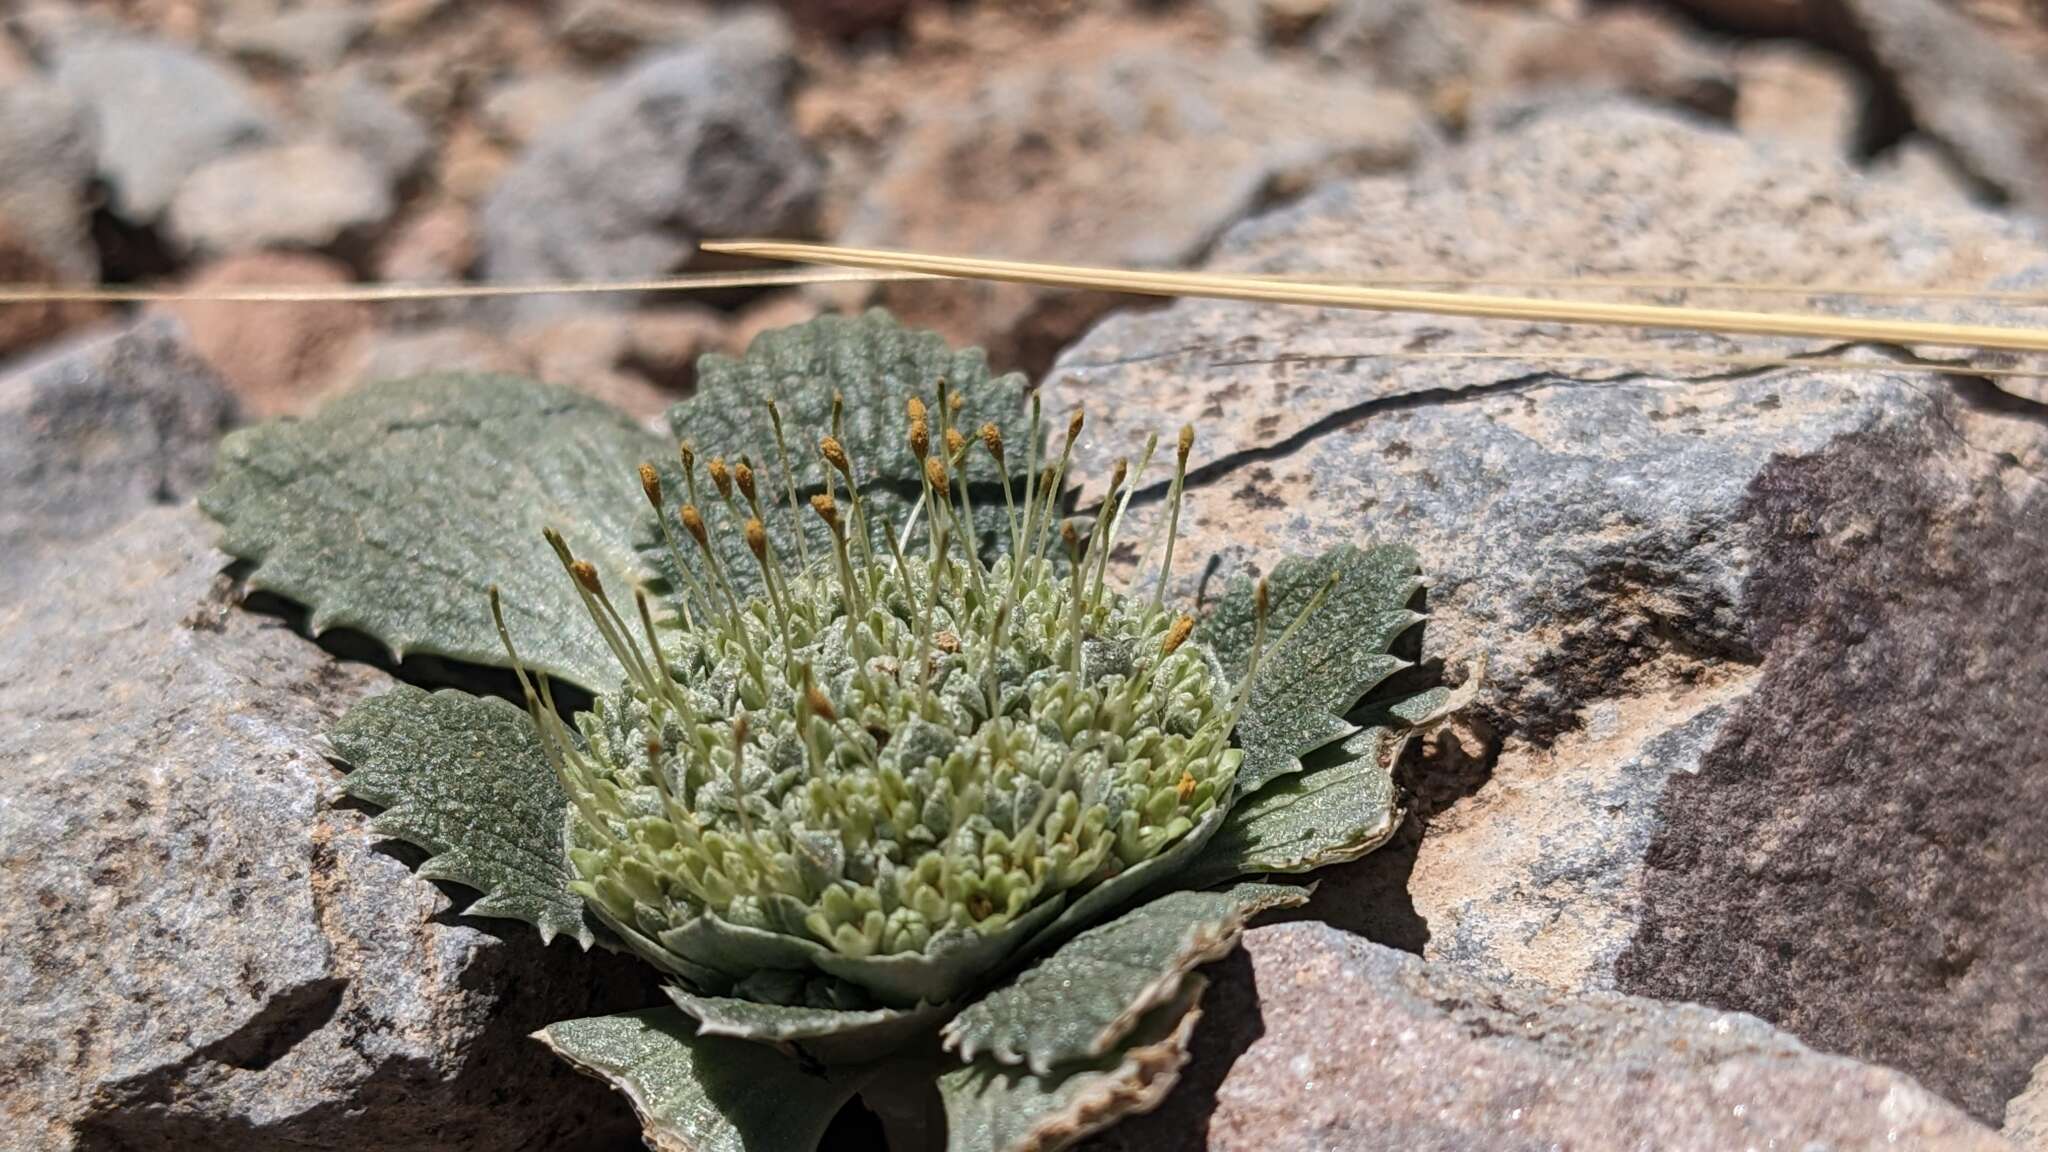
[1045,101,2048,1122]
[506,308,723,420]
[0,82,102,358]
[375,199,477,283]
[1313,0,1473,98]
[1466,6,1736,125]
[1838,0,2048,216]
[479,74,602,148]
[2012,1058,2048,1151]
[348,325,532,384]
[1086,923,2007,1151]
[1869,136,1980,207]
[479,10,819,314]
[51,35,277,222]
[0,317,231,592]
[168,141,394,257]
[310,70,435,184]
[0,504,652,1151]
[216,5,372,72]
[838,34,1428,374]
[555,0,713,60]
[159,253,372,419]
[1733,41,1862,153]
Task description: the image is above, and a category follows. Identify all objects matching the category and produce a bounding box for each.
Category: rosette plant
[202,311,1473,1152]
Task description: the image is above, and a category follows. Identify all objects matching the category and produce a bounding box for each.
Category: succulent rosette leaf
[207,311,1474,1152]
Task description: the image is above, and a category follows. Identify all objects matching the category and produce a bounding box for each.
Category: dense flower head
[493,394,1261,1006]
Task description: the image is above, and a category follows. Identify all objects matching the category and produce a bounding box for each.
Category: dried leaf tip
[570,560,603,595]
[745,518,767,560]
[542,525,574,565]
[680,504,708,546]
[979,421,1004,461]
[1177,423,1195,464]
[924,456,949,490]
[709,456,733,500]
[803,671,836,722]
[637,463,663,507]
[819,435,851,476]
[1162,614,1194,655]
[810,492,841,530]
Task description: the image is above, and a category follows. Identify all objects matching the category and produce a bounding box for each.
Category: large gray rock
[1046,101,2048,1121]
[1840,0,2048,216]
[479,11,818,315]
[0,318,232,592]
[1088,923,2007,1151]
[0,504,651,1150]
[51,35,276,222]
[0,81,101,357]
[837,29,1427,375]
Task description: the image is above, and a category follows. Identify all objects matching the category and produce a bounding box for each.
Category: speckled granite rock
[2010,1057,2048,1151]
[1086,923,2008,1152]
[0,317,232,593]
[1045,101,2048,1121]
[0,505,652,1150]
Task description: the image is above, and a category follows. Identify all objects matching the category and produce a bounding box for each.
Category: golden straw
[699,241,2048,355]
[0,266,930,304]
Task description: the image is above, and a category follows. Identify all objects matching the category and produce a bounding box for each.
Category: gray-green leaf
[670,309,1030,498]
[943,883,1305,1075]
[1183,726,1405,890]
[330,684,593,948]
[203,374,666,692]
[938,977,1208,1152]
[1199,543,1423,794]
[538,1008,868,1152]
[665,988,951,1064]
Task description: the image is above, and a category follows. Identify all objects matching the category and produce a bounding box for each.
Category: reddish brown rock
[161,253,372,419]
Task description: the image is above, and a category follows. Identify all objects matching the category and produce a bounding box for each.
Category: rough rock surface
[1086,923,2007,1151]
[837,27,1427,374]
[2011,1057,2048,1151]
[0,505,651,1151]
[1840,0,2048,216]
[0,82,102,356]
[50,35,276,222]
[168,142,394,257]
[1046,101,2048,1121]
[0,318,231,592]
[480,12,819,314]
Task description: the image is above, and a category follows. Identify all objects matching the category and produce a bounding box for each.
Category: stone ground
[3,0,2048,1149]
